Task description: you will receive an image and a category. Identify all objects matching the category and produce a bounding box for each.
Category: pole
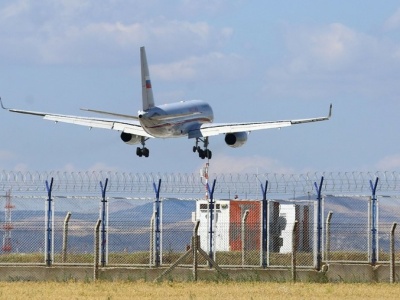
[292,220,298,282]
[207,179,216,264]
[390,222,397,283]
[152,179,162,267]
[150,212,155,266]
[94,219,101,281]
[193,220,200,281]
[325,211,333,262]
[369,177,379,266]
[241,210,249,267]
[62,212,72,263]
[45,177,54,267]
[314,176,324,271]
[261,180,268,268]
[99,178,108,267]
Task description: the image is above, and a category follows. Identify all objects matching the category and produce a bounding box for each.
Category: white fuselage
[138,99,214,138]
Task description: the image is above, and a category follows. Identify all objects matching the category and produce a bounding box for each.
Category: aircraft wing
[1,100,153,138]
[197,104,332,137]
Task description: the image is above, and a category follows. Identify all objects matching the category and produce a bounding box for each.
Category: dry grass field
[0,281,400,300]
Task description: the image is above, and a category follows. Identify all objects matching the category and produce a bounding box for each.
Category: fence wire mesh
[0,170,400,271]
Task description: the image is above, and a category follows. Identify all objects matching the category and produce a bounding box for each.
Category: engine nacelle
[120,132,141,145]
[224,132,248,148]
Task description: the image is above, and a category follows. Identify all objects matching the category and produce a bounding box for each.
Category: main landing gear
[193,137,212,160]
[136,137,150,157]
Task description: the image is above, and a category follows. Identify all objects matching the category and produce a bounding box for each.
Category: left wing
[197,104,332,137]
[0,98,153,138]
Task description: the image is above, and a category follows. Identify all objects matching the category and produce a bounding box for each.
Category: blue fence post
[207,179,217,264]
[369,177,379,266]
[261,180,268,268]
[314,176,324,271]
[152,179,162,267]
[99,178,108,267]
[45,177,54,267]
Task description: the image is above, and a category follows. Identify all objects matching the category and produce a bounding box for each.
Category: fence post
[369,177,379,266]
[314,176,324,271]
[152,179,162,267]
[207,179,217,265]
[390,222,397,283]
[325,211,333,262]
[193,220,200,281]
[260,180,268,268]
[241,210,249,267]
[292,220,298,282]
[62,212,72,263]
[99,178,108,267]
[45,177,54,267]
[149,212,155,267]
[94,219,101,281]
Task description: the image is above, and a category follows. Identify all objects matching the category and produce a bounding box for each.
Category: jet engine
[120,132,141,145]
[224,132,248,148]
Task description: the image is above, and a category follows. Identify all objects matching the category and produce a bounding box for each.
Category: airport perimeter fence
[0,170,400,270]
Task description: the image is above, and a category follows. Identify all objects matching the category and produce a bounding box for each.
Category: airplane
[1,46,332,160]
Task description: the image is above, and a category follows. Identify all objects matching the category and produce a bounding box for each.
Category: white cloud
[205,154,295,174]
[282,23,371,72]
[152,51,247,82]
[0,0,30,19]
[0,150,15,160]
[376,154,400,170]
[263,22,400,100]
[13,163,29,172]
[0,0,234,66]
[59,162,119,172]
[384,8,400,30]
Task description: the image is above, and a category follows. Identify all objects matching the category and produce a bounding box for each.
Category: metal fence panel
[1,171,400,273]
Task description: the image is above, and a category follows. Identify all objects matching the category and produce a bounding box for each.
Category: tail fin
[140,46,155,111]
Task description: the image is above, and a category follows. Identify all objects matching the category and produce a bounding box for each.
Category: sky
[1,0,400,175]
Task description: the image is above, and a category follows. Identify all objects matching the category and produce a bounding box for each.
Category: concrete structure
[0,264,397,282]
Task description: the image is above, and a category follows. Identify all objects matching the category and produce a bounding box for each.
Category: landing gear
[193,137,212,160]
[136,137,150,158]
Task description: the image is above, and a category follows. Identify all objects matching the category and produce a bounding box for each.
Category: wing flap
[199,121,292,137]
[44,115,153,137]
[44,115,114,129]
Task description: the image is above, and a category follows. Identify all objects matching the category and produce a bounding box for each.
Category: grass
[0,281,400,299]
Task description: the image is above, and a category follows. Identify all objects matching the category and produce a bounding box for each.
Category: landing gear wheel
[136,147,143,157]
[193,138,212,160]
[136,137,150,158]
[142,147,149,157]
[205,149,212,159]
[198,149,205,159]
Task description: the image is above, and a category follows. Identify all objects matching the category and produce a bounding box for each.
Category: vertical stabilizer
[140,46,155,111]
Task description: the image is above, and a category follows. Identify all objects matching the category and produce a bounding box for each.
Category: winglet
[328,103,333,119]
[0,97,8,110]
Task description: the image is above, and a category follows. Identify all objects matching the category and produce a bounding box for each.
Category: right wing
[194,104,332,137]
[0,98,153,138]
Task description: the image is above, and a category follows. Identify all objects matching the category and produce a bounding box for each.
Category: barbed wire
[0,170,399,199]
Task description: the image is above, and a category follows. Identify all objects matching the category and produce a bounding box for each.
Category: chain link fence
[0,170,400,270]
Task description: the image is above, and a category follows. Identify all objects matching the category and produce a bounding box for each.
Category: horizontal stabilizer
[80,108,139,120]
